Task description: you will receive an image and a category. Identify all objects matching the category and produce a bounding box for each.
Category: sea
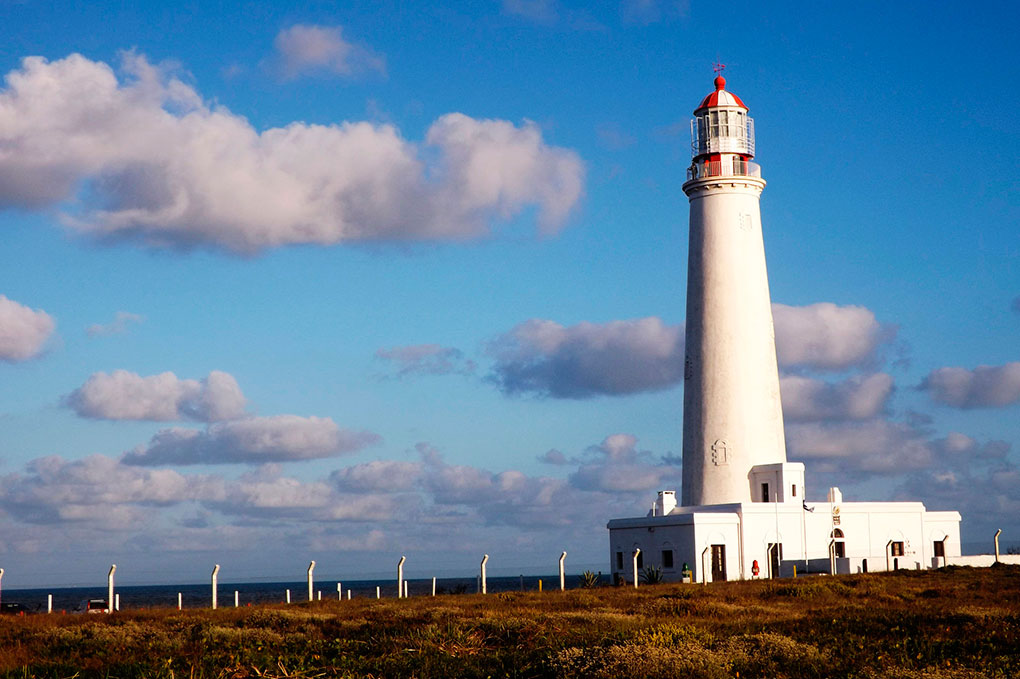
[1,574,600,614]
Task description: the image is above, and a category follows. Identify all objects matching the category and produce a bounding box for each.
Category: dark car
[0,602,34,615]
[74,598,109,614]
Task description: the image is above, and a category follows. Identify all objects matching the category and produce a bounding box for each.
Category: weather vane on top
[713,61,726,76]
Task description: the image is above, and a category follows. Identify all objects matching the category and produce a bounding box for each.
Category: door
[711,544,727,582]
[768,543,783,579]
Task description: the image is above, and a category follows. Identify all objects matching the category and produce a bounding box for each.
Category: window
[662,549,674,569]
[791,484,797,497]
[761,483,770,502]
[616,552,624,570]
[934,541,946,558]
[890,542,905,557]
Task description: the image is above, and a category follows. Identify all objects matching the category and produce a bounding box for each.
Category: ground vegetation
[0,565,1017,678]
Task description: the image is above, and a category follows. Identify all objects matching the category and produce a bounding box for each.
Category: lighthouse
[607,72,963,583]
[681,72,787,506]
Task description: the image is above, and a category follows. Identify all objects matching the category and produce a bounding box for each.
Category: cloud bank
[482,303,891,398]
[487,317,684,398]
[780,373,894,422]
[65,370,246,422]
[920,362,1020,409]
[122,415,381,466]
[0,295,55,362]
[0,53,584,254]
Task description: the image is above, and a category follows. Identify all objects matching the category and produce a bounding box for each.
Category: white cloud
[331,460,423,492]
[65,369,246,422]
[780,373,894,422]
[502,0,559,23]
[0,454,223,527]
[620,0,689,24]
[425,113,584,233]
[122,415,380,465]
[272,24,385,80]
[375,344,476,377]
[0,53,584,254]
[920,362,1020,409]
[895,435,1018,534]
[567,433,677,492]
[786,419,935,474]
[772,302,892,371]
[0,294,56,361]
[487,317,684,398]
[86,310,144,337]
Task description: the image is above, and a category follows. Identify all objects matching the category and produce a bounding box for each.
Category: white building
[607,73,962,583]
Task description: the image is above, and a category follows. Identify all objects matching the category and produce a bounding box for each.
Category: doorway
[767,543,783,579]
[710,544,727,581]
[831,528,846,558]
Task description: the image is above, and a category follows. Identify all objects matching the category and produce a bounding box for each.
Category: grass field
[1,565,1017,678]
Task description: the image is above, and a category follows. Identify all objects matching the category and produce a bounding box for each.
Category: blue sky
[0,0,1018,587]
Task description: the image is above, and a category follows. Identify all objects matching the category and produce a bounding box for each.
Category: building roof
[695,76,747,111]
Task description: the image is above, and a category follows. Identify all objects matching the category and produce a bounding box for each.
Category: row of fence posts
[2,528,1016,612]
[0,552,575,613]
[0,555,569,612]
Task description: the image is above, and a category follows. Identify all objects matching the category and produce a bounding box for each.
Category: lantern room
[687,75,758,181]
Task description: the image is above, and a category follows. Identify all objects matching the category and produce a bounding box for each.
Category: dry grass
[0,564,1017,678]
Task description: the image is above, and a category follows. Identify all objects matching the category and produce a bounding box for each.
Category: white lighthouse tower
[681,72,788,506]
[607,71,963,583]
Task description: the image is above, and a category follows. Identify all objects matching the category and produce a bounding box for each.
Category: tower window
[616,551,624,570]
[761,483,770,502]
[662,550,674,569]
[792,484,797,497]
[890,542,905,557]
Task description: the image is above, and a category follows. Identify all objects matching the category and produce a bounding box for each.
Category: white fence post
[286,589,291,604]
[337,582,342,600]
[307,560,316,602]
[432,576,436,597]
[211,564,220,610]
[107,565,117,614]
[397,556,406,599]
[47,594,53,614]
[559,551,567,592]
[235,590,239,608]
[178,592,182,610]
[632,549,641,589]
[480,554,489,594]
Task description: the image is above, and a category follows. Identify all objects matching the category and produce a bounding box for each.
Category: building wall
[609,501,962,582]
[607,513,740,584]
